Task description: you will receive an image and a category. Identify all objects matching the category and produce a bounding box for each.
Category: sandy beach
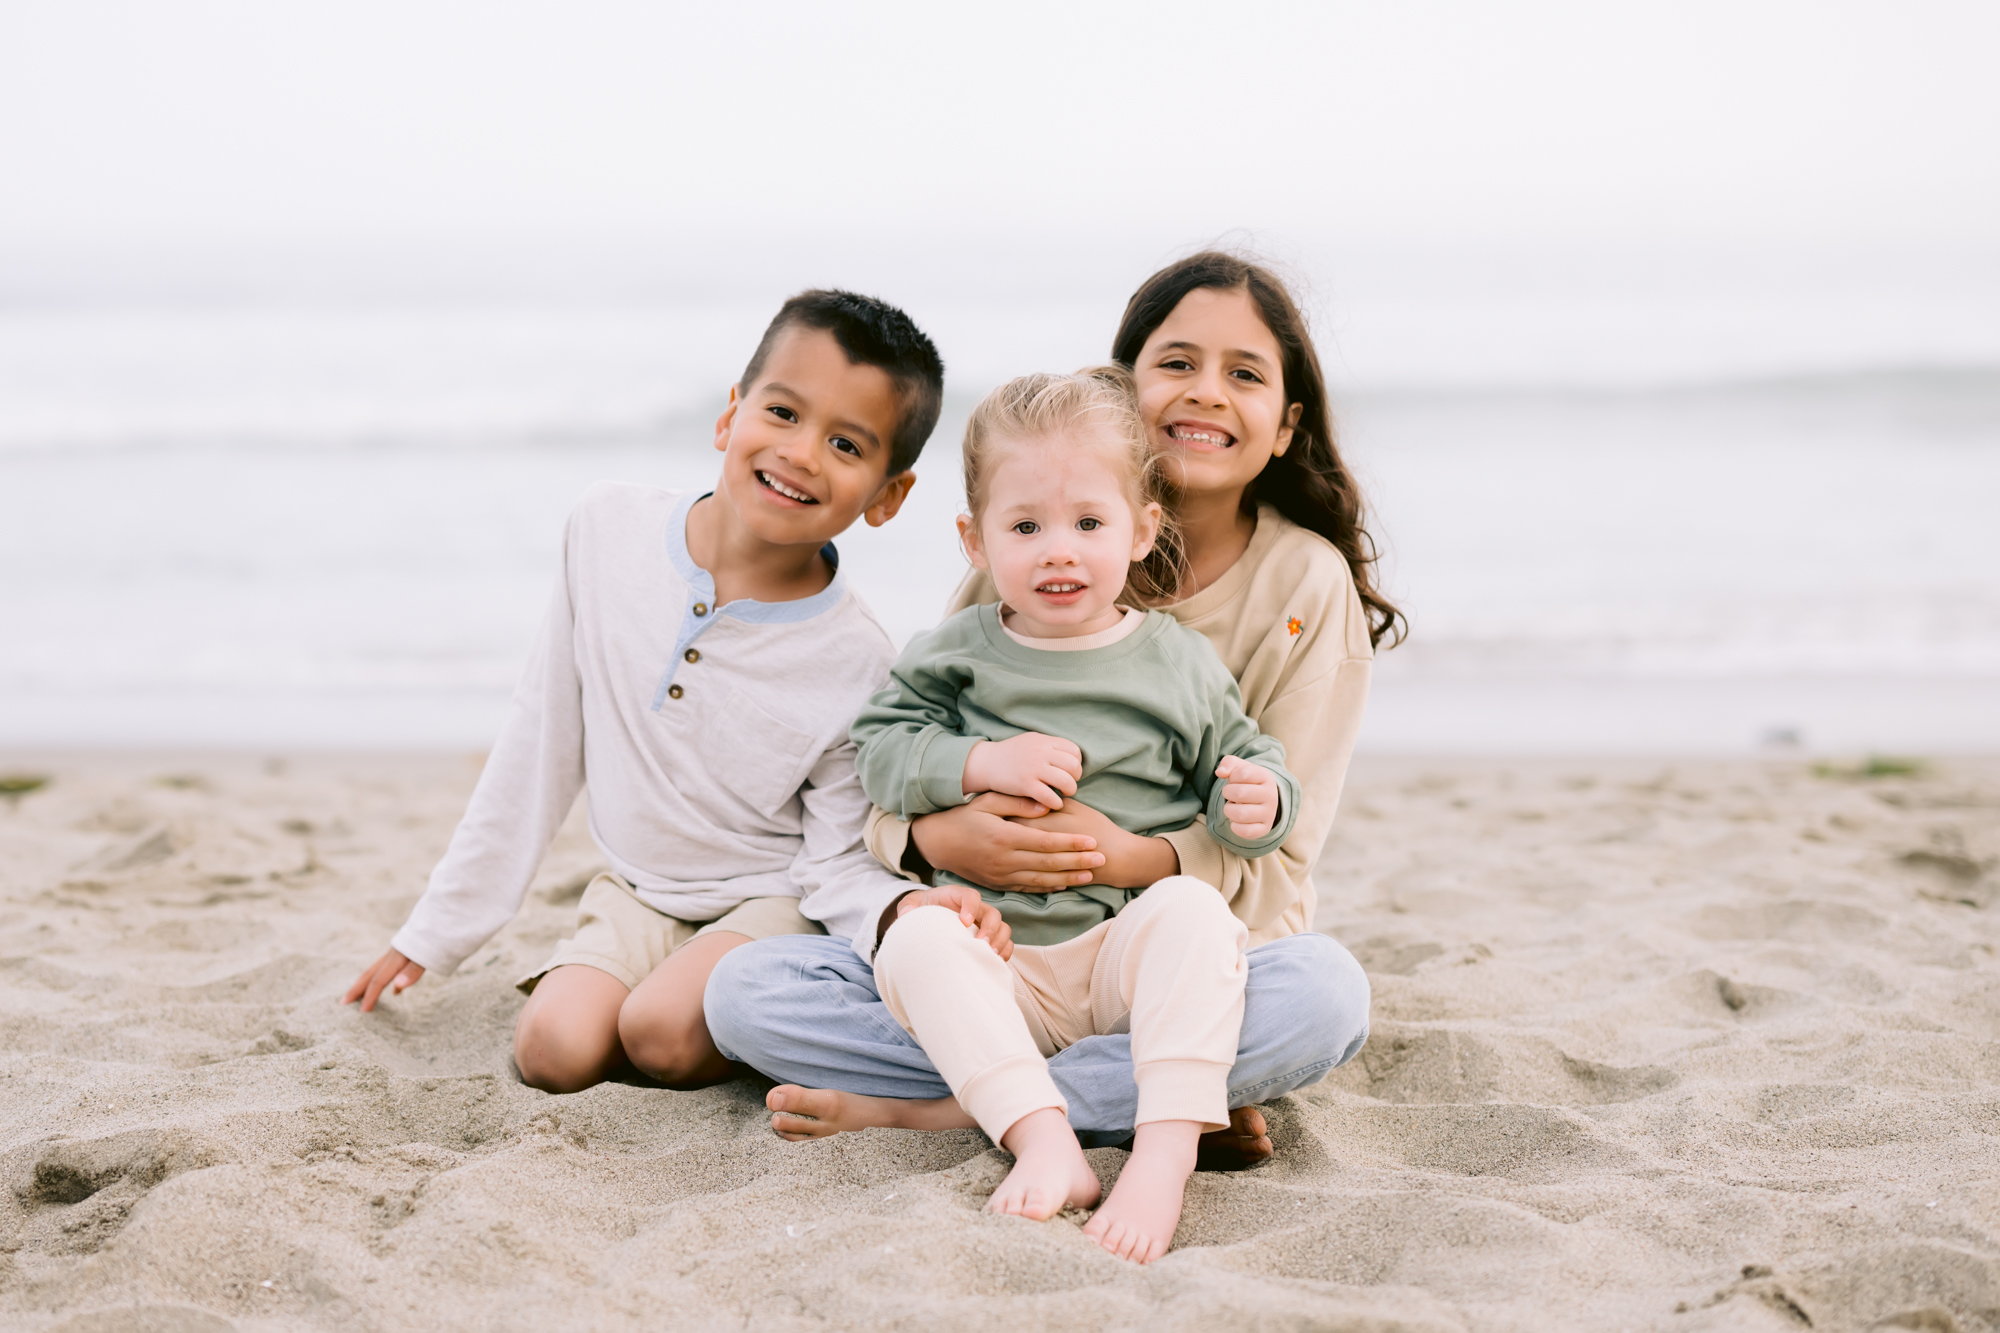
[1,751,1995,1332]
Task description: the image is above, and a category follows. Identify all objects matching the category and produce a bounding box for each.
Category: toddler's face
[961,437,1160,637]
[1131,286,1301,504]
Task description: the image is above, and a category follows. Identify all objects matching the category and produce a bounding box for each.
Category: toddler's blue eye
[1012,521,1038,535]
[1077,518,1102,531]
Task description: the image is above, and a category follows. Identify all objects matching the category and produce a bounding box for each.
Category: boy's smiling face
[713,325,914,548]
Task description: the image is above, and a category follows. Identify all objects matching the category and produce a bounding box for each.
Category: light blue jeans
[705,929,1371,1146]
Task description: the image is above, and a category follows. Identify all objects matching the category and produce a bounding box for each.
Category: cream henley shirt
[391,484,914,975]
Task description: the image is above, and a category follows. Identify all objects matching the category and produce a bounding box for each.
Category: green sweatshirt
[851,603,1299,945]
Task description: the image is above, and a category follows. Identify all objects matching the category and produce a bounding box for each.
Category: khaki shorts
[516,872,821,994]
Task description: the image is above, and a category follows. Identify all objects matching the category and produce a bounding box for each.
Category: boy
[343,290,1003,1093]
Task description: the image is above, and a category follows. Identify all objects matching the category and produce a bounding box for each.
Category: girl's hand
[891,885,1014,961]
[1012,799,1179,890]
[962,732,1082,810]
[910,793,1105,891]
[342,948,425,1012]
[1215,756,1281,840]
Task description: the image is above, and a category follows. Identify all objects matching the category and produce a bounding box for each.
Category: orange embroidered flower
[1286,616,1303,637]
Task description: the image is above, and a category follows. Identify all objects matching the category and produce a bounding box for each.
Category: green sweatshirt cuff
[1206,771,1299,859]
[909,729,982,815]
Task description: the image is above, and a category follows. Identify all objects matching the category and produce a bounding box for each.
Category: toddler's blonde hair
[961,367,1185,606]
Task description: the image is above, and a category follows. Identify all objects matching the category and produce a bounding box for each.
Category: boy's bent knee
[511,963,629,1092]
[617,1010,712,1087]
[513,1011,609,1094]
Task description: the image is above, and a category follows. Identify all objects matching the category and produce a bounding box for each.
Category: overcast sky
[4,0,1997,262]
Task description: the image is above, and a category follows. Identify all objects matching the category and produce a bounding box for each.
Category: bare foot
[1195,1106,1272,1171]
[1083,1119,1199,1263]
[989,1107,1101,1220]
[766,1085,976,1141]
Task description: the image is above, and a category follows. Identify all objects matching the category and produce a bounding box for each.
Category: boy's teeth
[759,472,815,503]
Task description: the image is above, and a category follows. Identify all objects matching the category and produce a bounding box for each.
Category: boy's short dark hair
[739,289,945,476]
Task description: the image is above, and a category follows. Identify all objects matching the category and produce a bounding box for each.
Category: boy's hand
[963,732,1082,810]
[1215,756,1281,841]
[891,885,1013,961]
[342,948,426,1012]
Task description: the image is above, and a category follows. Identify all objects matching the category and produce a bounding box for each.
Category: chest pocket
[696,684,821,814]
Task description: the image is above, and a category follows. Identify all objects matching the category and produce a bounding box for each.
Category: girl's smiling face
[1131,286,1301,503]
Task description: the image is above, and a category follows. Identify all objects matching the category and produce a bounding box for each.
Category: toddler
[852,368,1298,1262]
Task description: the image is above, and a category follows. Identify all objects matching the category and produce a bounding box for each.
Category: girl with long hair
[707,251,1397,1259]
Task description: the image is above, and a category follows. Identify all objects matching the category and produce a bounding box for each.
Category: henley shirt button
[667,684,684,700]
[684,649,700,664]
[692,602,708,616]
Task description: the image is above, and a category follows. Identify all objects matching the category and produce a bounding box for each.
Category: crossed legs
[707,927,1370,1173]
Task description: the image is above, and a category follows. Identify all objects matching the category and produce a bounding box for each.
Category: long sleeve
[1195,670,1301,860]
[391,522,587,974]
[791,740,915,963]
[863,803,927,885]
[1165,656,1369,937]
[849,627,983,819]
[857,577,995,884]
[1162,615,1371,940]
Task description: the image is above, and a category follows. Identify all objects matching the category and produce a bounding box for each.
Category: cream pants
[873,876,1248,1144]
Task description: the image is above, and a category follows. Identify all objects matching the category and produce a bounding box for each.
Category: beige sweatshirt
[865,503,1374,945]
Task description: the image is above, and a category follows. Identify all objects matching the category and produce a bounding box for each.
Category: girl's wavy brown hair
[961,366,1187,606]
[1112,251,1406,649]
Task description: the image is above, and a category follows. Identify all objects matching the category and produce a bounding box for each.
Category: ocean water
[2,299,1996,754]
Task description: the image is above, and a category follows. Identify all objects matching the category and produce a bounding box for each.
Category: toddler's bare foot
[1083,1119,1199,1263]
[766,1085,976,1141]
[1195,1106,1272,1171]
[989,1107,1101,1221]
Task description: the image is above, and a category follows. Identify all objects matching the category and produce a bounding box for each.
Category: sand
[1,752,1996,1332]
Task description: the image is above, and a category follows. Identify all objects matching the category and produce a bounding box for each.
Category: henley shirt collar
[666,490,847,627]
[652,491,850,710]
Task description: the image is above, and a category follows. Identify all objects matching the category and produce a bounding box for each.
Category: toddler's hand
[895,885,1014,961]
[963,731,1082,811]
[342,947,425,1012]
[1216,756,1281,841]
